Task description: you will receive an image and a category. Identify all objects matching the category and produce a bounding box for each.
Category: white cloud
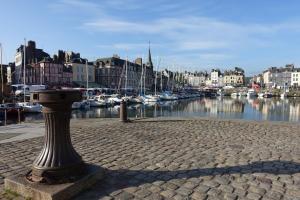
[178,41,229,51]
[48,0,300,72]
[199,53,234,61]
[97,43,161,50]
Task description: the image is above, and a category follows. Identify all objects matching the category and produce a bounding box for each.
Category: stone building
[263,64,297,88]
[185,71,208,88]
[65,58,95,87]
[223,67,245,86]
[95,48,154,92]
[14,40,50,84]
[252,74,263,86]
[25,58,72,87]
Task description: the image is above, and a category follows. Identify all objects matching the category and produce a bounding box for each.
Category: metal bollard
[27,90,85,183]
[4,109,7,126]
[120,100,128,122]
[17,108,21,124]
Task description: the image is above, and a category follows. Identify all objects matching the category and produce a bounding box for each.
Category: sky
[1,0,300,76]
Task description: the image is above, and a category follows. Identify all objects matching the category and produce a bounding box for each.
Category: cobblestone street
[1,118,300,200]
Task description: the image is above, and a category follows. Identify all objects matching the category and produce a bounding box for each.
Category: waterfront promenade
[1,118,300,200]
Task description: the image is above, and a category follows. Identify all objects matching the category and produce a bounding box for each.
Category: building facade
[95,55,142,90]
[291,71,300,87]
[26,59,72,87]
[210,69,223,87]
[66,59,95,87]
[223,67,245,86]
[95,48,154,92]
[185,72,207,88]
[14,40,50,84]
[263,64,297,89]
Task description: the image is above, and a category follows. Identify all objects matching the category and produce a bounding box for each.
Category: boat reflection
[22,97,300,123]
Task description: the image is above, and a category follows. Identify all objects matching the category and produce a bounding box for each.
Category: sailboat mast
[154,64,157,96]
[160,70,163,92]
[167,65,170,91]
[86,59,89,99]
[140,58,143,95]
[143,64,146,96]
[125,57,128,97]
[23,38,26,103]
[0,43,3,103]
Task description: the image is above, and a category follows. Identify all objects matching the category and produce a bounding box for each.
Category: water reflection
[24,97,300,123]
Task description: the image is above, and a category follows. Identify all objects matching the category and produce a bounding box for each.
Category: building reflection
[23,97,300,123]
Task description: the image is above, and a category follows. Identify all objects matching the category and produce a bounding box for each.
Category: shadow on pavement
[75,160,300,199]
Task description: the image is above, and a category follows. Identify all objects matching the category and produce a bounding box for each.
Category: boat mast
[23,38,26,103]
[160,69,163,92]
[86,59,89,99]
[167,65,170,91]
[143,63,146,96]
[125,57,128,97]
[140,57,143,96]
[0,43,3,103]
[155,57,161,96]
[154,57,157,96]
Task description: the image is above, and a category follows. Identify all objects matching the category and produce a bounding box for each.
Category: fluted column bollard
[28,89,85,183]
[120,100,128,122]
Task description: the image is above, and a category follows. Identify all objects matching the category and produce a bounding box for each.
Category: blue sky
[1,0,300,76]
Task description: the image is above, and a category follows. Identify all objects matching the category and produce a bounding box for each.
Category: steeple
[147,41,153,68]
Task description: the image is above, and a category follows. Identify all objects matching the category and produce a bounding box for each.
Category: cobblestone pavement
[1,118,300,200]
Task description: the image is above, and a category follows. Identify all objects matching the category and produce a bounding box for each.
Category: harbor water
[21,97,300,123]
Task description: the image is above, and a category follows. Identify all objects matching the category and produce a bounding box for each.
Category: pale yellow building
[66,61,95,86]
[223,74,244,86]
[223,67,245,86]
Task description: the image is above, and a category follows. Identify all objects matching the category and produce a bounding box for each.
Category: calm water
[23,97,300,123]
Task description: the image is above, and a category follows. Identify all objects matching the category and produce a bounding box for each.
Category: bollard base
[4,164,104,200]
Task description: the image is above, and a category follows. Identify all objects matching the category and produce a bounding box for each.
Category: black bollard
[17,108,21,124]
[4,109,7,126]
[28,90,85,183]
[120,100,128,122]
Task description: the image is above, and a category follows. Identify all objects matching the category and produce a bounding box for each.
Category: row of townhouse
[185,67,245,88]
[8,41,154,91]
[253,64,300,88]
[5,40,245,92]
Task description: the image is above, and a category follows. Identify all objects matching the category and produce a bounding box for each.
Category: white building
[291,71,300,87]
[210,69,220,86]
[186,72,207,87]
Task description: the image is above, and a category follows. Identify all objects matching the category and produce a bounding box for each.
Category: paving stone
[176,187,193,196]
[114,191,135,200]
[0,118,300,200]
[224,193,238,200]
[247,192,262,200]
[191,191,207,200]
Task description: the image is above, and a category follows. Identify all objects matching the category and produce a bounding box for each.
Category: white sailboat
[247,89,257,98]
[72,60,91,109]
[142,55,160,103]
[280,84,288,98]
[121,57,134,103]
[18,39,42,113]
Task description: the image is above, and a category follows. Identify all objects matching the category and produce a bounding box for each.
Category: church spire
[147,41,153,68]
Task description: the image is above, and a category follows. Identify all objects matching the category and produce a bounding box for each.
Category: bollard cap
[30,89,82,104]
